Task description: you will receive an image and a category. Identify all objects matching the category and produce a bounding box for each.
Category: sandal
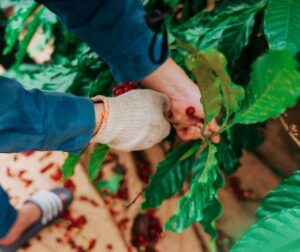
[0,188,73,252]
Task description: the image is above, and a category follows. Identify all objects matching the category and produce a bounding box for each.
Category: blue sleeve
[0,76,95,154]
[35,0,167,82]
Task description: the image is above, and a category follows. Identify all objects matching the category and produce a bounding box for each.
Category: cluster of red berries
[112,81,138,96]
[131,211,162,251]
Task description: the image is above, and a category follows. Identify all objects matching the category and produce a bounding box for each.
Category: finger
[206,120,221,143]
[176,125,204,141]
[176,128,191,141]
[191,104,205,123]
[194,122,205,139]
[207,119,220,133]
[170,116,199,128]
[189,125,204,140]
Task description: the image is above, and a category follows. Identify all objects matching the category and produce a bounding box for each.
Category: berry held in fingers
[186,106,195,116]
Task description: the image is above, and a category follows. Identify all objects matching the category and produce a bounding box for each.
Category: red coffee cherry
[112,87,119,95]
[113,87,124,96]
[124,85,134,92]
[116,81,138,96]
[128,81,138,88]
[186,106,195,116]
[119,82,127,88]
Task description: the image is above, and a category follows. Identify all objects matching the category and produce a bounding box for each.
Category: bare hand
[141,58,220,143]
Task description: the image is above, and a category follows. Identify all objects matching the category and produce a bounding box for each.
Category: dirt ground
[1,110,299,252]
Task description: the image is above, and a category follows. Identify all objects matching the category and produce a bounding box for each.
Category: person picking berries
[0,0,220,251]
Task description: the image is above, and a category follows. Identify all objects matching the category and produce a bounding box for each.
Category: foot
[0,193,67,246]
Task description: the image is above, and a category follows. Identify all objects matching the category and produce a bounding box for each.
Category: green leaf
[165,144,224,239]
[179,141,202,161]
[87,69,114,97]
[228,124,264,152]
[172,12,209,46]
[231,208,300,252]
[199,2,265,67]
[0,0,19,9]
[256,170,300,219]
[4,63,77,91]
[234,50,300,124]
[163,0,180,9]
[94,174,123,194]
[88,144,109,180]
[264,0,300,55]
[12,7,45,69]
[62,154,81,180]
[3,1,38,55]
[186,49,223,125]
[186,49,244,126]
[141,141,197,209]
[217,133,240,175]
[215,9,258,68]
[217,124,263,175]
[207,54,244,123]
[28,8,58,57]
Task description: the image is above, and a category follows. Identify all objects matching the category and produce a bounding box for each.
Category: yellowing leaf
[186,49,244,126]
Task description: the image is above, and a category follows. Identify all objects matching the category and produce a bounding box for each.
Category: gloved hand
[91,89,171,151]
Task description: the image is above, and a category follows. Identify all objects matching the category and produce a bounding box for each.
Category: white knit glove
[91,89,171,151]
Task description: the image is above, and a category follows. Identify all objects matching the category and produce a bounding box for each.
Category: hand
[141,58,220,143]
[91,90,171,151]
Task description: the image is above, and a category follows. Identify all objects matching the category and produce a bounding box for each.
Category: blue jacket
[0,0,165,153]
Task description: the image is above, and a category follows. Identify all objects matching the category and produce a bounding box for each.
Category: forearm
[0,76,95,154]
[36,0,168,82]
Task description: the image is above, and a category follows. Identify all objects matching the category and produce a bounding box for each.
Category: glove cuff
[90,95,110,143]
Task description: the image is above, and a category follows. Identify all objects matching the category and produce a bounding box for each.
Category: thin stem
[123,186,146,209]
[279,116,300,149]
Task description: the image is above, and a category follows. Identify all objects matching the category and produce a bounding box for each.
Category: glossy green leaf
[234,50,300,124]
[256,170,300,219]
[231,208,300,252]
[28,8,58,57]
[179,141,202,161]
[62,154,81,180]
[4,63,77,91]
[87,69,114,97]
[199,3,263,68]
[12,7,45,69]
[0,0,19,8]
[141,142,196,209]
[217,133,240,175]
[3,1,38,55]
[172,12,209,46]
[163,0,180,9]
[88,144,109,180]
[264,0,300,55]
[165,144,224,239]
[94,174,123,194]
[228,124,264,152]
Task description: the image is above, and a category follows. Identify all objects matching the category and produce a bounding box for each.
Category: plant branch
[124,186,146,209]
[279,115,300,149]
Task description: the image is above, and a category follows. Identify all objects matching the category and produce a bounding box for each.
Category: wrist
[141,57,193,99]
[93,102,104,135]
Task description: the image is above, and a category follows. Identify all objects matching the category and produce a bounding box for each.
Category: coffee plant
[1,0,300,251]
